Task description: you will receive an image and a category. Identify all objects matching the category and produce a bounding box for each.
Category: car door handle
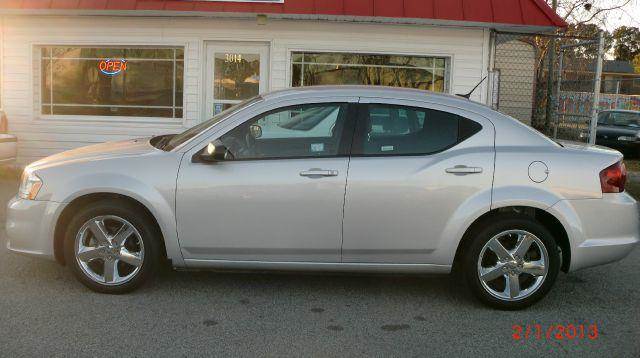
[445,166,483,175]
[299,169,339,178]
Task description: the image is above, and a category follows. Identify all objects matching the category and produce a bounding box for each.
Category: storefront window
[291,52,449,92]
[40,46,184,118]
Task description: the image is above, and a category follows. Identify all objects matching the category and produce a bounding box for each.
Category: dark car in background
[595,110,640,157]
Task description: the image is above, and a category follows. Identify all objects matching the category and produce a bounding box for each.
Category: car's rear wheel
[64,200,161,293]
[462,215,560,310]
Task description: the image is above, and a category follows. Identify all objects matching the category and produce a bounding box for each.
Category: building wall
[0,16,489,165]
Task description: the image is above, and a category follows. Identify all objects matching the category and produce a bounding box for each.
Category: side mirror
[194,141,233,163]
[249,124,262,139]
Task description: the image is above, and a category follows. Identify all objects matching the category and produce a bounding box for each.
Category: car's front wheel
[462,215,560,310]
[64,200,162,293]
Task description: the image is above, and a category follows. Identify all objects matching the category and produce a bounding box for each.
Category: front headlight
[618,136,637,141]
[18,169,43,200]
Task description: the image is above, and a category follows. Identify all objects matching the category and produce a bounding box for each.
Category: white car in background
[0,110,17,165]
[5,86,639,310]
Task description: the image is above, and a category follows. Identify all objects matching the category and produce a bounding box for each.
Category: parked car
[595,109,640,156]
[5,86,638,310]
[0,110,17,164]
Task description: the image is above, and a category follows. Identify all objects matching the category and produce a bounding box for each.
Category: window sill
[35,114,186,127]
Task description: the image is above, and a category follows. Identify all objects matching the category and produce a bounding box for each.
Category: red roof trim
[531,0,567,27]
[0,0,568,28]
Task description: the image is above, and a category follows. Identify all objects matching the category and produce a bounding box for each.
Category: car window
[161,96,262,151]
[354,104,482,156]
[219,103,349,160]
[597,112,610,125]
[610,112,640,127]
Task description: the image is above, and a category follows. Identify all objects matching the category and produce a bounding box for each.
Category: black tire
[462,214,560,310]
[64,200,162,294]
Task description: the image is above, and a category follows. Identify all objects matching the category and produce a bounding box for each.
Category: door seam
[339,100,361,263]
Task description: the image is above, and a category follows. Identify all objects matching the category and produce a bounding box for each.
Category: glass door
[205,43,269,118]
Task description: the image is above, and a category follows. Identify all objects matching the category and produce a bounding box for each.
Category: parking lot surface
[1,179,639,357]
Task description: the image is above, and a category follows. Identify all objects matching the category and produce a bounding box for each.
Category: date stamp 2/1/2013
[512,323,599,341]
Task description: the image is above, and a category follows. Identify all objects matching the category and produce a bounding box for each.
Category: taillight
[600,161,627,193]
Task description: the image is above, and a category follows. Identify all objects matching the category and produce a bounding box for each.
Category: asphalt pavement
[0,178,639,357]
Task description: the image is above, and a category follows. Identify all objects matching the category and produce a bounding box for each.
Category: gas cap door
[528,161,549,183]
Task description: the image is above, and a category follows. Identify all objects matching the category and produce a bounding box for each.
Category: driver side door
[176,100,357,264]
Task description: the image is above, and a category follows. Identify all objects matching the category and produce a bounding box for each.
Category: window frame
[351,103,482,158]
[35,44,187,123]
[287,49,452,94]
[206,102,359,162]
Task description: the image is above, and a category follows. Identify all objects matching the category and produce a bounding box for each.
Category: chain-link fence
[490,31,605,143]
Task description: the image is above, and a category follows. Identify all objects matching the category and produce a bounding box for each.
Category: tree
[550,0,633,27]
[612,26,640,61]
[528,1,633,132]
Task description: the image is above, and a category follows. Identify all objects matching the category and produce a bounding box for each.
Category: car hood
[28,137,158,170]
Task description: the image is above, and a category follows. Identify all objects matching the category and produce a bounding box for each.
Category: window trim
[287,48,453,94]
[197,102,358,162]
[350,103,482,158]
[36,44,186,123]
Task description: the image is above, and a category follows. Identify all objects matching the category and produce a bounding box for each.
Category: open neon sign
[99,59,127,76]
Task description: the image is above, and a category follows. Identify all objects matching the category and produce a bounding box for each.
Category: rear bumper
[5,196,62,260]
[550,193,640,272]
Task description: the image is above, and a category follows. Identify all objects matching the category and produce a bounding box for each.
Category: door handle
[445,165,483,175]
[299,169,339,178]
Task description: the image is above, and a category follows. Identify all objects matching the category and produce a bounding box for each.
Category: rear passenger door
[341,99,495,265]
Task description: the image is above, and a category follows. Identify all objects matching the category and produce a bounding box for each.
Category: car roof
[261,85,492,113]
[600,109,640,114]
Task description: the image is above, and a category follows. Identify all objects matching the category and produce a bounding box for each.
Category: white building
[0,0,565,165]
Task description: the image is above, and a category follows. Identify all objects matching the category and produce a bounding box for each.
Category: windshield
[160,96,263,151]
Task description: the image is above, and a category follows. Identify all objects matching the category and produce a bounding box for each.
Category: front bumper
[5,196,63,260]
[551,193,640,272]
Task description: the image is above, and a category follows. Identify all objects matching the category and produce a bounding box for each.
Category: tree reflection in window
[291,52,448,92]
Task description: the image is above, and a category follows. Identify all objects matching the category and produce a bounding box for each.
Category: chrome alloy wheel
[477,230,549,301]
[75,215,144,286]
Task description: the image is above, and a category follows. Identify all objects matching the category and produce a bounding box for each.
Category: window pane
[301,64,436,90]
[297,53,435,68]
[41,59,51,103]
[291,53,304,63]
[291,52,449,92]
[358,105,478,156]
[51,47,177,59]
[49,106,173,117]
[49,59,175,106]
[175,61,184,107]
[433,69,445,92]
[219,103,347,160]
[40,46,184,118]
[611,112,640,126]
[175,48,185,60]
[214,52,260,101]
[292,63,302,87]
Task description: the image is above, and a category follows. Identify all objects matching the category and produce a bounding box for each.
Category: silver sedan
[5,86,639,310]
